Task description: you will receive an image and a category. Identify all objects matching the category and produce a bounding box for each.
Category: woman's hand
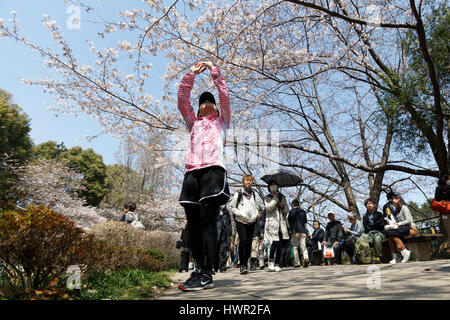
[202,61,214,70]
[190,62,206,75]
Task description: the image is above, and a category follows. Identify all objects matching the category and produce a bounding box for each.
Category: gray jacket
[395,205,416,227]
[348,220,364,238]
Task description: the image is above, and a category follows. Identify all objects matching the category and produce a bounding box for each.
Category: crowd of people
[176,173,445,282]
[171,61,450,292]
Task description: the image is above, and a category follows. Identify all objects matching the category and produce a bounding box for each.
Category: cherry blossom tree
[1,0,446,220]
[17,158,106,230]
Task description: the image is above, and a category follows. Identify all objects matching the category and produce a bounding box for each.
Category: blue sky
[0,0,168,165]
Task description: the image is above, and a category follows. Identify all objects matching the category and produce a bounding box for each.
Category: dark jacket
[363,210,385,233]
[217,208,233,245]
[253,214,263,239]
[324,220,344,244]
[259,209,266,236]
[435,186,450,202]
[311,227,324,248]
[288,207,307,234]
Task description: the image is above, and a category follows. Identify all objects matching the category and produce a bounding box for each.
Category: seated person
[307,221,324,265]
[355,199,386,264]
[321,211,344,265]
[384,194,418,264]
[342,212,364,264]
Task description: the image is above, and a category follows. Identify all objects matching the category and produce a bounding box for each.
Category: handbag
[431,198,450,214]
[323,246,335,258]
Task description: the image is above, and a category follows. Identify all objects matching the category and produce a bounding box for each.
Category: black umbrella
[261,169,302,188]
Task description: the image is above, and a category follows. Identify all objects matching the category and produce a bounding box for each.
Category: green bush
[140,249,164,262]
[0,205,101,290]
[89,222,179,269]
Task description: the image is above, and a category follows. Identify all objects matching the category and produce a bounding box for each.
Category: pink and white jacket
[177,67,231,173]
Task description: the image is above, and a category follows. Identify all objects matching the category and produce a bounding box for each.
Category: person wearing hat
[176,60,231,292]
[321,211,344,265]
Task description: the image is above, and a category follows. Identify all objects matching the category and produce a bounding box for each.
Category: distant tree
[0,89,33,208]
[16,158,106,229]
[408,199,436,221]
[0,89,32,163]
[33,142,107,207]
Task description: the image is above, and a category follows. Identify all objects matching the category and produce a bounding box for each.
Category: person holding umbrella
[263,180,290,272]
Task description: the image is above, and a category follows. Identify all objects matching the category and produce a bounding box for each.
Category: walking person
[177,61,231,291]
[230,174,261,274]
[263,180,290,272]
[355,199,385,264]
[288,199,309,267]
[250,209,265,271]
[214,204,233,272]
[384,194,418,264]
[178,223,191,273]
[341,212,364,264]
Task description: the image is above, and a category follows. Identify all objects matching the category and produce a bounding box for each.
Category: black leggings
[269,231,284,266]
[235,221,256,268]
[184,203,219,273]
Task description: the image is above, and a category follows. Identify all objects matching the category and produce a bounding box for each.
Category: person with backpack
[176,61,231,292]
[288,199,309,268]
[230,174,261,274]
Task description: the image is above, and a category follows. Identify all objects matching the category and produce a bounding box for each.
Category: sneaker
[389,253,398,264]
[303,258,309,268]
[178,270,199,290]
[401,249,411,263]
[268,261,275,272]
[274,265,282,272]
[240,265,248,274]
[373,257,382,264]
[180,273,214,291]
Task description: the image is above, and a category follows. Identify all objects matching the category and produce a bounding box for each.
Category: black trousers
[235,221,256,268]
[183,203,219,273]
[269,231,285,265]
[214,229,230,271]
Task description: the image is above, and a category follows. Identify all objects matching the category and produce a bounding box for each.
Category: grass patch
[71,269,177,300]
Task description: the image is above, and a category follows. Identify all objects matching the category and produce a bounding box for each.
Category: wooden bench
[381,233,444,262]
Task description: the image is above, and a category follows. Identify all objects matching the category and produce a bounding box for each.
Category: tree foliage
[0,89,32,163]
[33,142,107,207]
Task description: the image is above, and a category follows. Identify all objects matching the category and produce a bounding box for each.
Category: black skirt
[384,225,411,238]
[178,165,230,207]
